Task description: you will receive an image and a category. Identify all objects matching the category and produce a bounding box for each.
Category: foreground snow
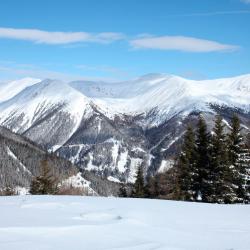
[0,196,249,250]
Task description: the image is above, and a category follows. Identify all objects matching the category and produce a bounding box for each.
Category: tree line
[123,114,250,204]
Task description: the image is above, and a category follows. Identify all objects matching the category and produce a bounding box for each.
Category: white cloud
[0,27,240,53]
[130,35,239,52]
[241,0,250,4]
[177,10,250,17]
[0,27,124,45]
[0,62,123,82]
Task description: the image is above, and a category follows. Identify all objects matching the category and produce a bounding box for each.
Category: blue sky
[0,0,250,81]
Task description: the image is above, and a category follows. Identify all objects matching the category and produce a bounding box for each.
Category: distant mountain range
[0,74,250,183]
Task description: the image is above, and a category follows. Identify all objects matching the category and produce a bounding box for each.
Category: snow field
[0,196,249,250]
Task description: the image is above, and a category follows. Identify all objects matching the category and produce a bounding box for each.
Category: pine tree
[195,115,211,202]
[177,125,197,201]
[227,114,248,203]
[30,159,58,195]
[132,166,145,198]
[210,115,232,203]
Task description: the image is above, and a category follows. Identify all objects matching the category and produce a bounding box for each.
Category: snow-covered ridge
[0,77,40,102]
[0,78,92,133]
[0,73,250,128]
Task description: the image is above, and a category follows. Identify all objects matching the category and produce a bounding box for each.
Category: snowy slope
[0,196,249,250]
[0,77,40,102]
[70,73,250,123]
[0,79,91,130]
[0,79,96,149]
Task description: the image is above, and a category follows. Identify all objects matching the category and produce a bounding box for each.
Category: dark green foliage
[177,125,197,201]
[228,115,242,166]
[132,166,145,198]
[210,116,234,203]
[227,114,247,202]
[30,160,58,195]
[195,115,211,202]
[143,114,250,204]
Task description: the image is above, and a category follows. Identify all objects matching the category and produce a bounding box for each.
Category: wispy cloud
[0,62,124,82]
[130,35,239,52]
[241,0,250,4]
[0,27,241,53]
[0,27,125,45]
[171,10,250,17]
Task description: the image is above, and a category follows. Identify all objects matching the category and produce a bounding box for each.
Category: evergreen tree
[195,115,211,202]
[145,175,160,198]
[228,115,242,165]
[246,132,250,149]
[245,134,250,202]
[118,183,127,197]
[210,115,232,203]
[177,125,197,201]
[30,159,58,195]
[237,145,250,203]
[227,114,248,202]
[132,166,145,198]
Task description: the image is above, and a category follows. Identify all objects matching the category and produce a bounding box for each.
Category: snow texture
[61,173,96,195]
[0,196,249,250]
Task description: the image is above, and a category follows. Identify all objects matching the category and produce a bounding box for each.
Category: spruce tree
[237,145,250,203]
[210,115,232,203]
[178,125,197,201]
[195,115,211,202]
[227,114,247,203]
[132,166,145,198]
[30,159,58,195]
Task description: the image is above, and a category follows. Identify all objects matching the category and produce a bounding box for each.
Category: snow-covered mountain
[70,74,250,125]
[0,74,250,182]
